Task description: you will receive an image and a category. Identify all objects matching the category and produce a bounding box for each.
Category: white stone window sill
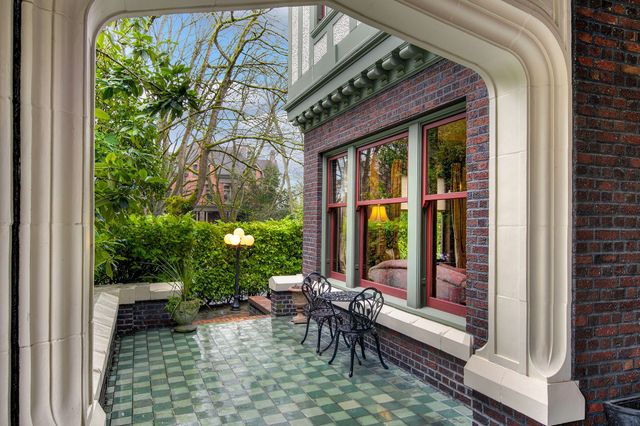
[326,280,473,361]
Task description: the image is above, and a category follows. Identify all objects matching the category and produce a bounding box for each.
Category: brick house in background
[286,4,639,425]
[180,148,277,222]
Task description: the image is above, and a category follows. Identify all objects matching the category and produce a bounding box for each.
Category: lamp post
[224,227,254,311]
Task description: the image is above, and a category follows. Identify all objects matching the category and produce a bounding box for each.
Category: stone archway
[1,0,580,424]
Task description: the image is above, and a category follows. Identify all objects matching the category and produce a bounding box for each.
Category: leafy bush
[102,214,196,284]
[192,219,302,303]
[96,215,302,304]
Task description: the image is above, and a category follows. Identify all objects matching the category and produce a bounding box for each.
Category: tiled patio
[103,317,472,425]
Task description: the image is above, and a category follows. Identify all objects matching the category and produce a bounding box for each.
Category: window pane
[427,119,467,194]
[363,204,408,294]
[331,207,347,274]
[359,136,408,201]
[430,198,467,305]
[330,156,348,204]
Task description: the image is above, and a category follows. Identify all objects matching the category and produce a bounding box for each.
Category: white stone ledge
[91,282,178,425]
[92,292,119,402]
[329,288,473,361]
[269,274,304,292]
[464,355,585,425]
[94,282,178,304]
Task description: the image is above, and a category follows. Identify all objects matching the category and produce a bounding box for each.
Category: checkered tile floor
[103,317,472,425]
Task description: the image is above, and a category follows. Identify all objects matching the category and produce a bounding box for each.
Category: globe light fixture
[224,228,254,310]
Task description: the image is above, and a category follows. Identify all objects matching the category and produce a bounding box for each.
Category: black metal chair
[328,287,388,377]
[300,273,340,353]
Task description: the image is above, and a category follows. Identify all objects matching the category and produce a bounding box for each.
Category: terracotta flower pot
[288,285,308,324]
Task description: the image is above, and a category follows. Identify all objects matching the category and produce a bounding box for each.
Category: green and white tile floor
[103,317,471,425]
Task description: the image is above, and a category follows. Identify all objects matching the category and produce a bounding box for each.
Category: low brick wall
[116,300,173,335]
[270,291,296,316]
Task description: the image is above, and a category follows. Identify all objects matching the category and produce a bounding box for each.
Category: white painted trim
[0,0,12,423]
[465,356,584,425]
[269,274,304,292]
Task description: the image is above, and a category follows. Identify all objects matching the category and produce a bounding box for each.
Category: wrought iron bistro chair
[328,287,389,377]
[300,273,340,354]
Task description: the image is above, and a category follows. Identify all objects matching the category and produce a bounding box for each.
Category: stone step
[248,296,272,314]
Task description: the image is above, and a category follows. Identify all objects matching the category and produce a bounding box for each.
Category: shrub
[192,218,302,303]
[96,214,303,303]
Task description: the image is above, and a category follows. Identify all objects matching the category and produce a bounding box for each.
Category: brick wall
[116,300,173,335]
[573,1,640,424]
[270,291,296,316]
[302,59,489,347]
[302,59,491,418]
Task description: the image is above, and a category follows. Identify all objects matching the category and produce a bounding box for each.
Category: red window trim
[328,209,347,281]
[422,114,468,317]
[328,153,348,279]
[422,113,467,199]
[356,132,409,205]
[328,153,348,207]
[358,207,408,299]
[355,133,409,299]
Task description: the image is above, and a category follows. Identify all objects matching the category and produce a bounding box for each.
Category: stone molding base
[464,355,585,425]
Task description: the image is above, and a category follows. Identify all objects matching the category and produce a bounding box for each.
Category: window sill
[327,279,472,361]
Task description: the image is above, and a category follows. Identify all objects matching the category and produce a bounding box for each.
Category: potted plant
[162,255,202,333]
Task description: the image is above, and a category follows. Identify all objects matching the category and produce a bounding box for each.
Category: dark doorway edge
[11,0,21,424]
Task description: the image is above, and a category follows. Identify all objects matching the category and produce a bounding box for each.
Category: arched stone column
[4,0,581,424]
[0,1,13,424]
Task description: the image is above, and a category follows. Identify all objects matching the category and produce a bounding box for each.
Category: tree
[94,17,198,279]
[240,161,289,221]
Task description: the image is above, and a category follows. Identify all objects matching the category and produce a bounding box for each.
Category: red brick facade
[302,58,491,415]
[573,1,640,424]
[303,59,490,345]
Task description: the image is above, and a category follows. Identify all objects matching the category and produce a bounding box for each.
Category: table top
[318,291,370,302]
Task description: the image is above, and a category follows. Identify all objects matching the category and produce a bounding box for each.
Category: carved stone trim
[291,44,441,131]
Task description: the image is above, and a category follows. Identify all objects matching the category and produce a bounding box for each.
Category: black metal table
[318,290,368,303]
[315,290,371,355]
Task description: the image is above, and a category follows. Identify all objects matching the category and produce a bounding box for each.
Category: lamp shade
[229,235,241,246]
[233,227,245,237]
[224,233,234,245]
[369,205,389,222]
[240,235,255,246]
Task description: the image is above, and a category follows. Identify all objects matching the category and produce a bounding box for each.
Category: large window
[423,115,467,315]
[357,134,408,299]
[323,109,469,317]
[328,154,348,279]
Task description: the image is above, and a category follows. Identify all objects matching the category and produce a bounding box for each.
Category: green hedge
[97,214,302,303]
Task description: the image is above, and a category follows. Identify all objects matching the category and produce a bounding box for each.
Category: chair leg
[349,339,356,377]
[373,332,388,370]
[360,336,367,359]
[316,318,325,353]
[300,316,311,345]
[328,331,341,365]
[320,318,335,355]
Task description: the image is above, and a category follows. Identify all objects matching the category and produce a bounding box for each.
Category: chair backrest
[301,272,332,308]
[347,287,384,331]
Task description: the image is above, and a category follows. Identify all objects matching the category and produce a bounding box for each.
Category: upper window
[317,4,328,22]
[423,115,467,316]
[328,154,348,279]
[357,134,408,299]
